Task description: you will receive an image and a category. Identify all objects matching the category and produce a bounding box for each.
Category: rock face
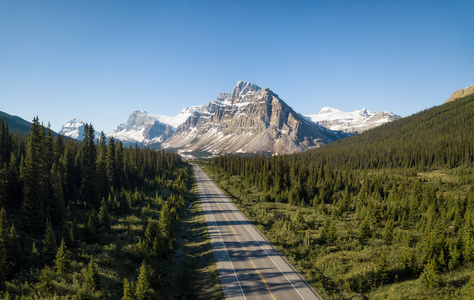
[445,84,474,103]
[304,107,400,133]
[108,110,174,147]
[163,81,348,157]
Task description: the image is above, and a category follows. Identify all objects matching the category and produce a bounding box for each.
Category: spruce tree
[98,198,111,232]
[54,238,69,276]
[135,260,154,300]
[85,258,101,291]
[43,220,57,262]
[22,117,47,235]
[80,124,99,208]
[0,207,10,288]
[30,242,40,269]
[107,137,117,188]
[122,278,135,300]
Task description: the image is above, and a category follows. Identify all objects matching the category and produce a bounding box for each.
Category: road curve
[193,164,323,300]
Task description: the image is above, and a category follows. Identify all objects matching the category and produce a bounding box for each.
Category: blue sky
[1,0,473,133]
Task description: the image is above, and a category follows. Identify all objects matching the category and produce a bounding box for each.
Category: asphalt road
[193,164,323,300]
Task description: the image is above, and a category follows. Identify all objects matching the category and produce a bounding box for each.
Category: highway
[193,164,323,300]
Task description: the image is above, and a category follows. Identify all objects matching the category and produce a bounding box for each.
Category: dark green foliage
[122,278,135,300]
[43,220,57,262]
[420,259,440,289]
[21,117,47,235]
[0,116,189,298]
[135,260,154,300]
[85,258,101,291]
[98,198,111,232]
[54,239,69,276]
[80,124,99,208]
[37,265,55,294]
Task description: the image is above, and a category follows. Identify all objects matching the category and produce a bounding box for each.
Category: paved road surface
[193,164,323,300]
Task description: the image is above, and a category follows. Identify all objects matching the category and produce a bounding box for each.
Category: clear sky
[1,0,473,133]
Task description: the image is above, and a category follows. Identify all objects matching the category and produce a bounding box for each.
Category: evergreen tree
[30,242,40,269]
[38,265,55,294]
[43,220,57,262]
[122,278,135,300]
[80,124,99,208]
[85,258,101,291]
[466,271,474,300]
[420,259,440,289]
[22,117,47,235]
[0,207,10,288]
[107,137,117,187]
[54,238,69,276]
[135,260,154,300]
[98,198,111,232]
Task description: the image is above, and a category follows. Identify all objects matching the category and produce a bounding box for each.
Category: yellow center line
[211,188,277,300]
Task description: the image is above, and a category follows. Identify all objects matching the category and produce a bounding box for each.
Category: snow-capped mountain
[108,110,174,147]
[59,118,103,140]
[304,107,400,133]
[59,118,85,140]
[150,105,205,129]
[163,81,349,157]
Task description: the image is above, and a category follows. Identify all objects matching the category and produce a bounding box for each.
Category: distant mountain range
[1,81,408,156]
[304,107,400,133]
[55,81,400,156]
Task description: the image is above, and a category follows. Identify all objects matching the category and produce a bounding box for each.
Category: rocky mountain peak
[230,81,261,100]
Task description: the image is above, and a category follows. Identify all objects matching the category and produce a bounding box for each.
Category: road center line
[213,197,277,300]
[197,170,247,300]
[222,199,308,300]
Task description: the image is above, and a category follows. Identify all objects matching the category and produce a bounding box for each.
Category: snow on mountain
[163,81,349,157]
[108,110,174,147]
[304,107,400,133]
[59,118,101,140]
[150,105,205,129]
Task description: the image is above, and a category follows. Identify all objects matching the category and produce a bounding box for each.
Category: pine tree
[43,220,57,262]
[85,258,101,291]
[107,137,117,188]
[466,271,474,300]
[54,238,69,276]
[420,259,440,289]
[22,117,47,235]
[135,260,154,300]
[38,265,55,294]
[80,124,99,208]
[0,207,10,288]
[49,162,66,227]
[377,251,389,285]
[98,198,111,232]
[122,278,135,300]
[85,215,97,241]
[30,242,40,269]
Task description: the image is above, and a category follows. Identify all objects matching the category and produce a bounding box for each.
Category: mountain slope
[0,111,33,135]
[304,107,400,133]
[163,81,348,156]
[302,93,474,169]
[108,110,174,147]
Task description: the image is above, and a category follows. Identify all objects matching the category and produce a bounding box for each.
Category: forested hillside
[204,95,474,299]
[0,117,205,299]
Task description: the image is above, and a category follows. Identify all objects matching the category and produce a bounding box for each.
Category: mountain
[445,84,474,103]
[59,118,101,140]
[108,110,174,147]
[0,110,33,135]
[163,81,348,157]
[304,107,401,133]
[152,105,205,129]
